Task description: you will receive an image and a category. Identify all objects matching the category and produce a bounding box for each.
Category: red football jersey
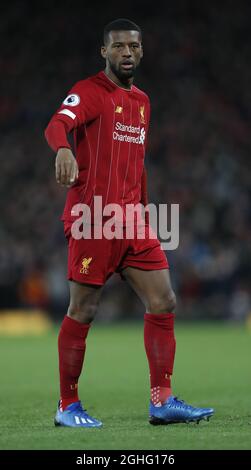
[46,71,150,222]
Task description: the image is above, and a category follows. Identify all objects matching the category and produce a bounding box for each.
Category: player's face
[101,30,143,83]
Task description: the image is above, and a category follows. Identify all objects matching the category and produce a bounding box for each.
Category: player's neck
[104,68,133,90]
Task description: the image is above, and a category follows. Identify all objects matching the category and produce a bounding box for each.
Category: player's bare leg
[67,280,103,323]
[123,267,214,424]
[122,267,176,314]
[55,281,103,427]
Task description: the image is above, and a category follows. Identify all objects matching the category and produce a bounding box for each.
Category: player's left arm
[140,97,150,221]
[141,166,148,206]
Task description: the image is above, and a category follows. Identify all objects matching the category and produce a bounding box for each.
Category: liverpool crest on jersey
[140,105,145,124]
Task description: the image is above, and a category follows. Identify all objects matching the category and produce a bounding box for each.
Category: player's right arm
[55,147,79,187]
[45,117,79,186]
[45,80,104,187]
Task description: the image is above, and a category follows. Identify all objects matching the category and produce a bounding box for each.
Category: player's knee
[67,298,98,323]
[148,290,176,314]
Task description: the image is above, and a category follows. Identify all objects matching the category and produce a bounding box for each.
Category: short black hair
[103,18,142,45]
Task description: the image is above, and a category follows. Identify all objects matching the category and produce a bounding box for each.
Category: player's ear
[140,44,143,58]
[101,46,107,59]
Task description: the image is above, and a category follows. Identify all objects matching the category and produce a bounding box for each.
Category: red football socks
[144,313,176,405]
[58,315,90,410]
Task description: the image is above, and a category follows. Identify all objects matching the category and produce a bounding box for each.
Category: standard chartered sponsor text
[113,121,145,145]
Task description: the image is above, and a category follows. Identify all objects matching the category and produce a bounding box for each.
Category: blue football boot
[54,401,102,428]
[149,396,214,425]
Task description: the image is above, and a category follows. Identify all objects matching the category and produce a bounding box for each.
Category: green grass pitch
[0,322,250,450]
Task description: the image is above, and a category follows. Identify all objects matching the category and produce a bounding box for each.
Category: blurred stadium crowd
[1,1,250,321]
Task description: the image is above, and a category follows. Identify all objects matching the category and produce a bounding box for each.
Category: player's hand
[55,148,79,187]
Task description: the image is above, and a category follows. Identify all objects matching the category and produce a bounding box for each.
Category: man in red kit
[45,18,214,427]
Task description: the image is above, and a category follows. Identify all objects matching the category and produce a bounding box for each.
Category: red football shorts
[64,221,169,285]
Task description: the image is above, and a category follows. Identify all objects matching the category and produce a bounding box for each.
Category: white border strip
[58,109,76,120]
